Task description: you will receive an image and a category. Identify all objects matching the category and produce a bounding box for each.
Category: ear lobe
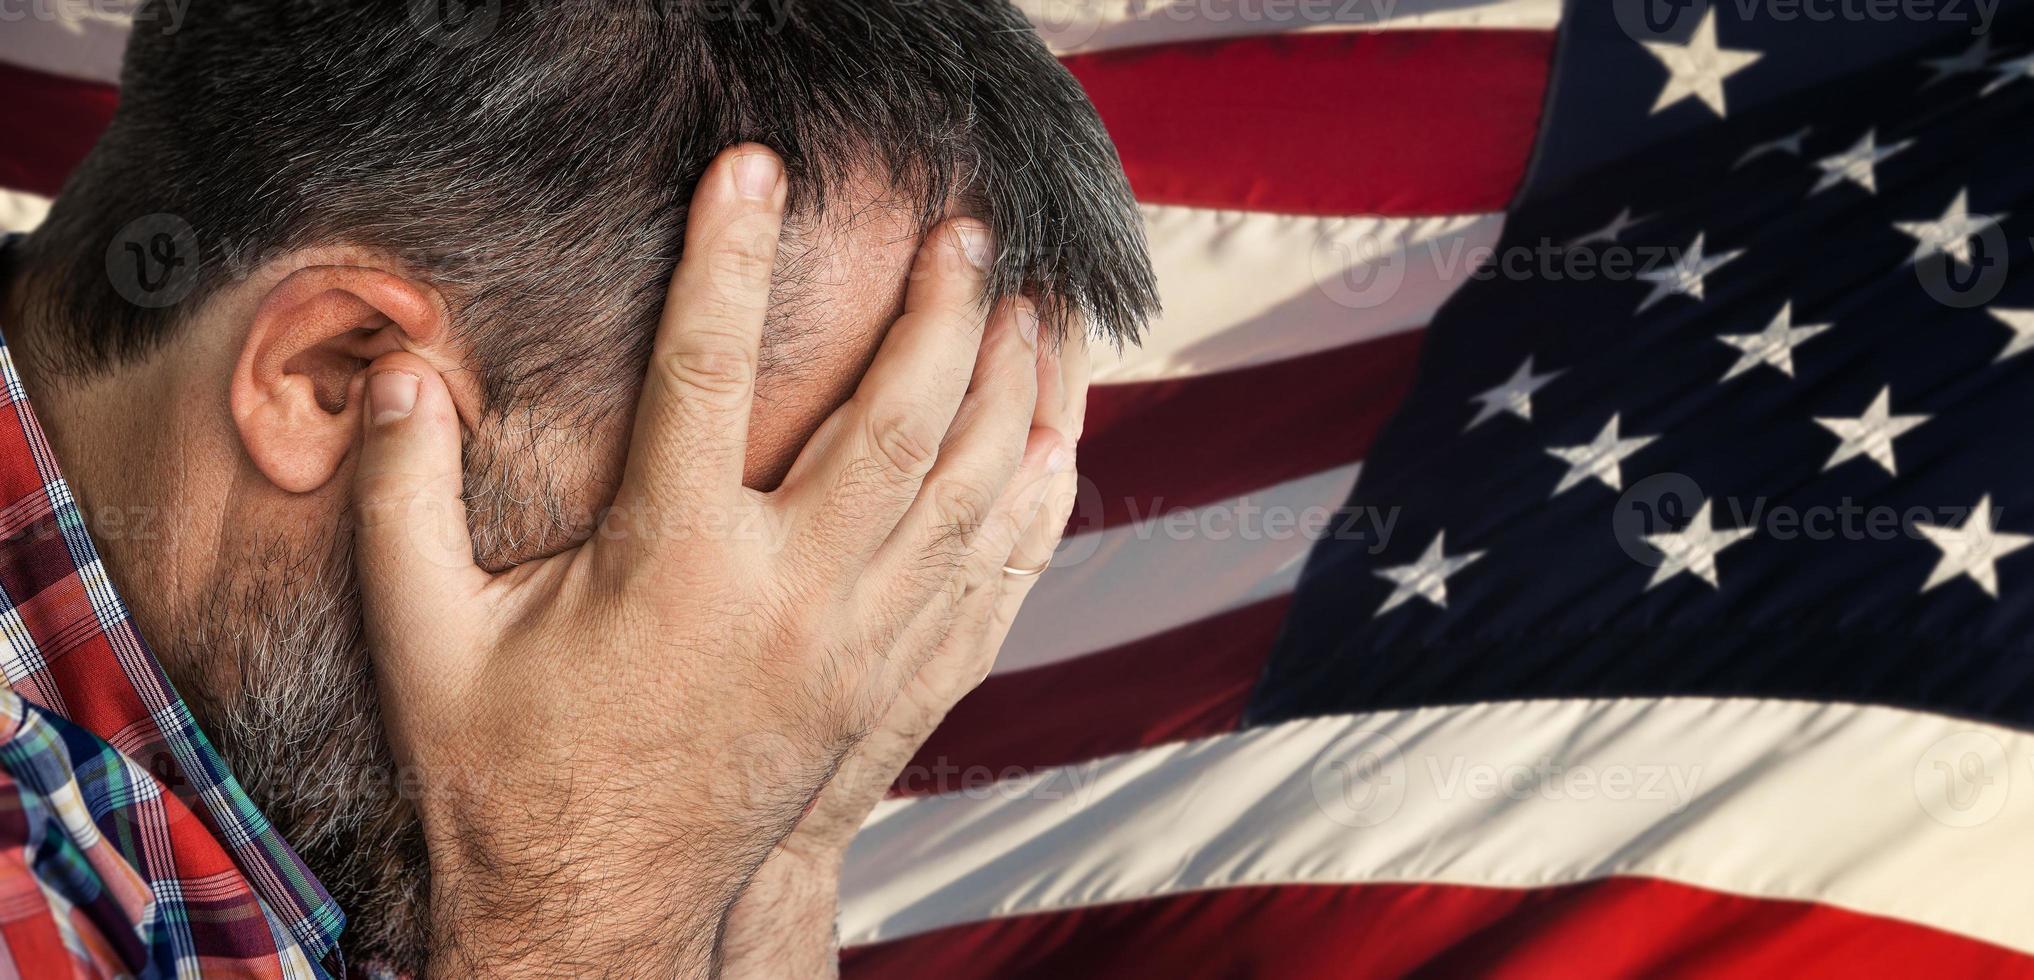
[230,265,448,494]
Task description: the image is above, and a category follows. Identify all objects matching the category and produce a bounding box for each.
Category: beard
[154,423,587,976]
[171,526,433,974]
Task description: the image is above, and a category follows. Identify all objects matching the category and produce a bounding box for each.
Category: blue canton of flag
[1254,1,2034,729]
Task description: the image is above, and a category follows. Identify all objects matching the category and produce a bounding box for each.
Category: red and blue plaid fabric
[0,236,342,977]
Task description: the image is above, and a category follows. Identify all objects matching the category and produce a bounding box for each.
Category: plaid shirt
[0,237,343,977]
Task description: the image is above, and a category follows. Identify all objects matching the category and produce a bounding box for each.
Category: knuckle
[660,339,754,398]
[812,456,891,531]
[932,476,996,538]
[867,403,942,478]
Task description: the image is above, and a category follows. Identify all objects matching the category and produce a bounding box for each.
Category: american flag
[8,1,2034,976]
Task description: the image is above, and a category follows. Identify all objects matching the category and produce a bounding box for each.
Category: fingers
[353,351,489,646]
[893,425,1069,685]
[987,456,1081,650]
[617,144,787,519]
[777,218,996,561]
[857,295,1041,629]
[1040,322,1092,441]
[1008,324,1089,572]
[988,327,1091,647]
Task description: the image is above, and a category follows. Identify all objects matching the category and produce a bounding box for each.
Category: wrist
[721,846,845,979]
[423,832,740,978]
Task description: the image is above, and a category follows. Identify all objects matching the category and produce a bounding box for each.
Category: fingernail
[369,371,419,425]
[734,152,780,200]
[1017,303,1040,347]
[1047,445,1075,475]
[956,222,993,270]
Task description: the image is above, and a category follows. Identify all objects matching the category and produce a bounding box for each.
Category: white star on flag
[1465,356,1563,430]
[1896,188,2006,267]
[1642,499,1755,591]
[1985,308,2034,363]
[1920,36,1993,88]
[1566,207,1652,248]
[1813,386,1929,476]
[1810,129,1912,195]
[1636,233,1743,313]
[1732,126,1811,170]
[1917,495,2033,598]
[1717,302,1830,381]
[1981,52,2034,96]
[1374,532,1485,616]
[1545,414,1659,496]
[1640,7,1762,117]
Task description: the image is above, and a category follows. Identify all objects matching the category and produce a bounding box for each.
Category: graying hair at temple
[18,0,1158,420]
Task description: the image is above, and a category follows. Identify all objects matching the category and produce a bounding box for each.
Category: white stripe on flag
[0,3,134,84]
[1018,0,1563,56]
[996,462,1359,675]
[0,191,52,233]
[842,696,2034,952]
[1095,207,1500,386]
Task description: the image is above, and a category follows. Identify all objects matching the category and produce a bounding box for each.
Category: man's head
[4,0,1153,968]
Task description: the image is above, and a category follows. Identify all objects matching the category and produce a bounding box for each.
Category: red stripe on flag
[7,29,1557,214]
[1077,329,1422,533]
[1063,30,1555,216]
[0,63,115,198]
[843,877,2034,978]
[894,597,1288,796]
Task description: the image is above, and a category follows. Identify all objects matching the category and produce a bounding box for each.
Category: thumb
[353,352,487,650]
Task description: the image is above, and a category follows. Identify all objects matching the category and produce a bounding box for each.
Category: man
[0,0,1155,974]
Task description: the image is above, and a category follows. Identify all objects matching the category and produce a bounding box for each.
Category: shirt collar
[0,232,345,967]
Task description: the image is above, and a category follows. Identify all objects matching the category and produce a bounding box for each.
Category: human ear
[229,265,450,493]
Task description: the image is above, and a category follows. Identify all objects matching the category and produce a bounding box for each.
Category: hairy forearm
[720,848,845,979]
[430,877,733,978]
[421,817,753,979]
[427,870,731,978]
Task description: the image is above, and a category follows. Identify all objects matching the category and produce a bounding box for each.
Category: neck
[0,256,217,654]
[5,262,144,506]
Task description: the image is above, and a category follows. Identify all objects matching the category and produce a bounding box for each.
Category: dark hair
[21,0,1156,412]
